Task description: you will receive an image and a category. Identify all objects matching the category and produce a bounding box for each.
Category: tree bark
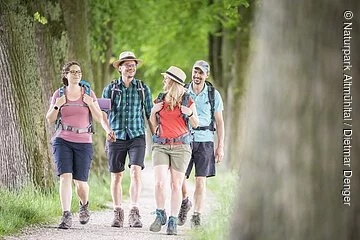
[0,0,54,189]
[231,0,359,239]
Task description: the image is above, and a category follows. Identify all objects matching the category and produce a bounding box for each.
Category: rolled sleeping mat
[97,98,111,111]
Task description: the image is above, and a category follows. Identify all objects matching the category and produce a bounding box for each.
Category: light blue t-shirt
[188,83,223,142]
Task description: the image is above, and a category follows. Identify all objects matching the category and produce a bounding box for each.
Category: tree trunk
[0,0,54,189]
[231,0,359,239]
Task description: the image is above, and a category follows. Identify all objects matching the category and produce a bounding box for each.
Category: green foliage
[0,173,128,237]
[189,169,239,240]
[88,0,249,95]
[33,11,47,24]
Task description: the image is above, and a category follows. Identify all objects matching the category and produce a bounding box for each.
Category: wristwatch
[54,106,59,110]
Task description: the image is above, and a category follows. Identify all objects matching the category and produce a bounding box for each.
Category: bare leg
[193,176,206,214]
[111,172,123,209]
[129,165,142,208]
[170,168,186,216]
[59,173,73,211]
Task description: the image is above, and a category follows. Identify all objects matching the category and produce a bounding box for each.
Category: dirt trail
[4,165,217,240]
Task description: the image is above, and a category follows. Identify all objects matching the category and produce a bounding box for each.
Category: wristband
[54,106,59,110]
[188,112,193,118]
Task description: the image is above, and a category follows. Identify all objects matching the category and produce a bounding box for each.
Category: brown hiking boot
[111,207,124,227]
[79,201,90,224]
[190,213,201,228]
[177,197,192,226]
[128,206,142,228]
[58,211,72,229]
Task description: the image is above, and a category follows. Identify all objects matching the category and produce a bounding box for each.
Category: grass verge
[188,169,239,240]
[0,172,130,237]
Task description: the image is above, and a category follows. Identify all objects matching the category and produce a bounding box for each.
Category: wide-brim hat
[112,51,143,69]
[161,66,186,86]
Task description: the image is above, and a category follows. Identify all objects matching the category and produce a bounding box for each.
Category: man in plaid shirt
[101,51,153,228]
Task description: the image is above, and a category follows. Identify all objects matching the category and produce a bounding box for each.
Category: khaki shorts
[152,143,192,173]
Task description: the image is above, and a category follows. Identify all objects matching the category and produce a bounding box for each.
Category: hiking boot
[58,211,72,229]
[111,207,124,227]
[149,209,167,232]
[128,206,142,228]
[177,197,192,226]
[79,201,90,224]
[190,213,201,228]
[166,216,178,235]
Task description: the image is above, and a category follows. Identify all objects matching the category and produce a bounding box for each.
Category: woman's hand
[55,95,66,108]
[151,102,164,114]
[107,130,116,142]
[83,94,94,106]
[180,105,192,116]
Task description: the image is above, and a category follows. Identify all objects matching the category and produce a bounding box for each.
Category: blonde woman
[149,66,199,235]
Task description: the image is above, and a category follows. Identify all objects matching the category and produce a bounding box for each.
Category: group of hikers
[45,51,225,236]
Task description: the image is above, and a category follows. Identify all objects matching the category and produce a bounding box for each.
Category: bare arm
[46,95,66,124]
[83,94,102,122]
[100,111,116,141]
[181,103,199,129]
[149,102,163,134]
[214,111,225,163]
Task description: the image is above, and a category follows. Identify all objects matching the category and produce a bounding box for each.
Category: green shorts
[152,143,192,173]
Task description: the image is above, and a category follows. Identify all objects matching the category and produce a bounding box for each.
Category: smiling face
[66,64,82,85]
[192,67,208,85]
[119,60,137,79]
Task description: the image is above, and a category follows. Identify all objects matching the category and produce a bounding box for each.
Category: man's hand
[215,146,224,163]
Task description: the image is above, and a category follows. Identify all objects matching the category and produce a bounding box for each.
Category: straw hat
[161,66,186,86]
[112,51,143,69]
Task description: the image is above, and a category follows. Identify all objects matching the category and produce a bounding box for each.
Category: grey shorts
[106,135,146,173]
[185,142,215,178]
[152,143,192,173]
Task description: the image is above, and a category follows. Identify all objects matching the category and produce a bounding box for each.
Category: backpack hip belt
[59,123,94,134]
[153,132,191,145]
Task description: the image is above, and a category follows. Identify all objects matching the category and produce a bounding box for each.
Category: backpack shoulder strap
[110,79,121,105]
[136,80,145,104]
[181,92,190,107]
[156,92,166,103]
[205,81,216,131]
[59,86,65,97]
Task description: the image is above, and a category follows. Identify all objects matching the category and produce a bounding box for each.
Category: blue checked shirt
[102,78,153,140]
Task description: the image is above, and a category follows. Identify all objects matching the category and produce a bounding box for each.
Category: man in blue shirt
[101,51,153,228]
[177,60,225,228]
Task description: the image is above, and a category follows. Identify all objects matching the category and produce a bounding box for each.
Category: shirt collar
[119,77,138,86]
[189,82,208,95]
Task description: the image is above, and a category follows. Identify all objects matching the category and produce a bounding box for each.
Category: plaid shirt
[102,78,153,140]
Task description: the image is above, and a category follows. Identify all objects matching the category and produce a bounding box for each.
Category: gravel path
[4,165,216,240]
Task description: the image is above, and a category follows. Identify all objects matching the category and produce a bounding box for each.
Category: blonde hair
[163,80,186,110]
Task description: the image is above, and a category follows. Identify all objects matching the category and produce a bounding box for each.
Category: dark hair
[61,61,81,86]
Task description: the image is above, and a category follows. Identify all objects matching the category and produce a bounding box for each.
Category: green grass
[189,169,239,240]
[0,172,130,237]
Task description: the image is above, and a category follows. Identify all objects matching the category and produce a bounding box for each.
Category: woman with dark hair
[46,61,103,229]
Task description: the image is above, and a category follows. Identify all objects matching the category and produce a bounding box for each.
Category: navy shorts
[52,137,93,181]
[185,142,215,178]
[106,135,146,173]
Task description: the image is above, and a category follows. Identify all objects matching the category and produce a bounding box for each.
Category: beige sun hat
[112,51,143,69]
[161,66,186,86]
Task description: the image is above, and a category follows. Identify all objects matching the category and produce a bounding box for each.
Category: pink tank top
[51,89,97,143]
